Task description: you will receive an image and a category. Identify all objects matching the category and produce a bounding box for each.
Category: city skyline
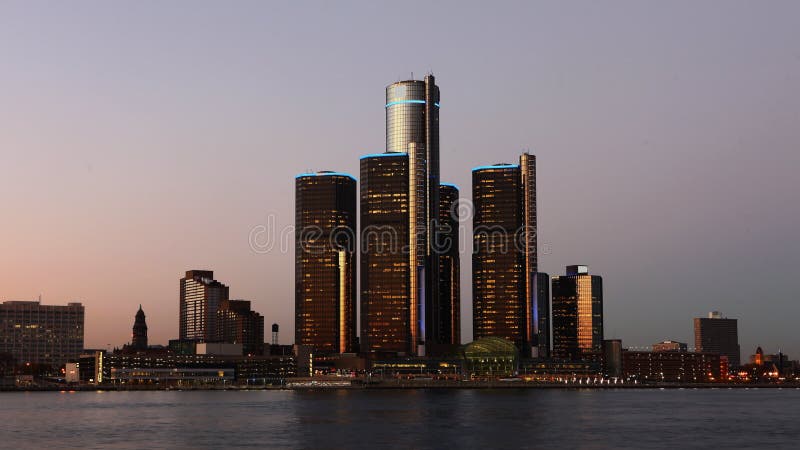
[1,2,799,356]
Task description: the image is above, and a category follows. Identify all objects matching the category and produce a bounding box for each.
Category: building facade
[438,183,461,346]
[551,265,603,360]
[216,300,265,356]
[295,172,357,354]
[623,351,722,383]
[179,270,229,342]
[694,311,740,367]
[471,153,539,354]
[0,300,84,369]
[99,353,295,385]
[360,153,412,354]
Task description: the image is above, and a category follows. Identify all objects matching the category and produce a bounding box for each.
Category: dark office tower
[131,305,148,351]
[385,75,442,348]
[216,300,265,355]
[519,153,538,343]
[295,172,357,354]
[360,152,414,354]
[551,265,603,360]
[694,311,740,367]
[471,153,538,353]
[439,183,461,345]
[532,272,550,358]
[179,270,229,342]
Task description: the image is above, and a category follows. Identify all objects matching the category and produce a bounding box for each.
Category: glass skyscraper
[295,172,357,354]
[360,153,412,353]
[385,75,443,350]
[551,265,603,360]
[359,75,456,355]
[179,270,229,342]
[471,153,539,354]
[438,183,461,346]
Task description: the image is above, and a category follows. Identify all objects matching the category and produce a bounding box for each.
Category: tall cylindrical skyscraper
[384,75,442,350]
[295,171,357,354]
[360,153,412,353]
[472,152,539,354]
[472,164,525,348]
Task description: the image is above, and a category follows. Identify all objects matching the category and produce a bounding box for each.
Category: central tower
[385,75,441,352]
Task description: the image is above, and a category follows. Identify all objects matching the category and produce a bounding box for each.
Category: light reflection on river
[2,389,799,449]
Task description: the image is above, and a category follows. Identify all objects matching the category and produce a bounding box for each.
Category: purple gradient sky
[1,1,798,356]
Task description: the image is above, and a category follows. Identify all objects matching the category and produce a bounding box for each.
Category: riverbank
[3,380,799,392]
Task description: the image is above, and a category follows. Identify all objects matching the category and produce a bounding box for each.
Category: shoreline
[2,381,798,392]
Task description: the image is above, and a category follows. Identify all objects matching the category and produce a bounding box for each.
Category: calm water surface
[1,389,799,449]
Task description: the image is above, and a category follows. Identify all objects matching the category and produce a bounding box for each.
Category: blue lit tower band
[471,153,539,354]
[439,183,461,345]
[383,74,445,353]
[295,171,357,354]
[359,153,413,353]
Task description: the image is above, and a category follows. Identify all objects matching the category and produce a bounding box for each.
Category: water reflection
[0,389,798,449]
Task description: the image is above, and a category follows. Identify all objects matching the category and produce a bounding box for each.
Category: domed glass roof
[463,337,519,358]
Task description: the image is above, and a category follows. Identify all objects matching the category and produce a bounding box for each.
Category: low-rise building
[623,351,722,383]
[66,352,296,386]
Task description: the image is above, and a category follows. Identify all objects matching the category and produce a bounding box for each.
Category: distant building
[751,346,765,366]
[0,300,84,369]
[652,340,687,353]
[694,311,740,367]
[215,300,264,355]
[551,266,603,360]
[131,305,148,351]
[76,350,105,384]
[179,270,229,342]
[746,347,790,378]
[295,171,357,354]
[97,353,296,385]
[603,339,623,378]
[471,153,540,354]
[623,351,722,383]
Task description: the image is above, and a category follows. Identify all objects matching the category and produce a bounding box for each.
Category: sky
[1,1,798,356]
